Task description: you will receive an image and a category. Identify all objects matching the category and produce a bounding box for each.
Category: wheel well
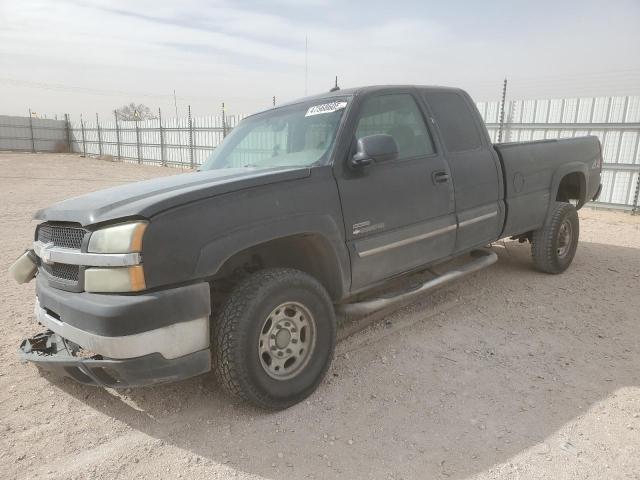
[556,172,586,208]
[212,234,344,300]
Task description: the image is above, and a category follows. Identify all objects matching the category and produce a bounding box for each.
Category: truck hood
[35,167,311,226]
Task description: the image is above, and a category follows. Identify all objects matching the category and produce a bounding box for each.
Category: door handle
[432,170,450,184]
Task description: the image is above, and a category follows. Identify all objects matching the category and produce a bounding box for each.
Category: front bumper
[33,297,210,360]
[20,330,210,387]
[20,279,213,387]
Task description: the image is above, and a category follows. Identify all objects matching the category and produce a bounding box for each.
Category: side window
[424,92,482,152]
[355,94,435,159]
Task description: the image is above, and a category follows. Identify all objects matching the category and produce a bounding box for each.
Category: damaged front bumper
[20,330,211,388]
[18,280,213,388]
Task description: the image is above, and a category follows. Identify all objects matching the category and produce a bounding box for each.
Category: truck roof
[253,85,465,117]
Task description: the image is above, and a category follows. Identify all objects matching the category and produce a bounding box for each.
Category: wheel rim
[258,301,316,380]
[557,219,573,258]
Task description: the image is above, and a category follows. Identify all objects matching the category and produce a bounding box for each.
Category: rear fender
[549,163,588,213]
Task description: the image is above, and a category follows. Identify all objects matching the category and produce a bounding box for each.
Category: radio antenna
[329,76,340,92]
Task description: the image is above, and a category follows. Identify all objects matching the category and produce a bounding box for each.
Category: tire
[212,268,336,410]
[531,201,579,274]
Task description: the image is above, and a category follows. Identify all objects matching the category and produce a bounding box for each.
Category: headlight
[85,266,146,293]
[88,221,147,254]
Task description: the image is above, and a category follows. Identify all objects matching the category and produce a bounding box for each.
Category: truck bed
[494,136,602,238]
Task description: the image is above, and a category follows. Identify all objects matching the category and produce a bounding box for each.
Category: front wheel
[212,268,336,410]
[531,201,579,274]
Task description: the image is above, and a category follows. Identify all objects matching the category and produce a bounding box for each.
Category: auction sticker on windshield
[305,101,348,117]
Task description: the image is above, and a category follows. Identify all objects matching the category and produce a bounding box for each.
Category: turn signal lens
[84,266,146,293]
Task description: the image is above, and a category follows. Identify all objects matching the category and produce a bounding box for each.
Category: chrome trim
[33,241,141,267]
[458,210,498,228]
[358,224,456,258]
[34,300,209,360]
[356,210,499,259]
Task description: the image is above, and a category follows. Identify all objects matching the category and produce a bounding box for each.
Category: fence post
[158,108,166,166]
[80,115,87,157]
[188,105,194,169]
[114,110,121,161]
[135,118,142,164]
[28,109,36,153]
[64,113,72,153]
[505,100,515,143]
[632,174,640,215]
[497,78,508,143]
[96,113,103,157]
[221,102,227,138]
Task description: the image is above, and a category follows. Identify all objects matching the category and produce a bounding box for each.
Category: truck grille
[42,263,80,282]
[37,223,86,287]
[38,223,86,250]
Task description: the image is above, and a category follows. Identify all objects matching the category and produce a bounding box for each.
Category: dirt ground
[1,152,639,480]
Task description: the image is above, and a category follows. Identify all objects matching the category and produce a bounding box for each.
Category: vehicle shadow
[53,240,640,479]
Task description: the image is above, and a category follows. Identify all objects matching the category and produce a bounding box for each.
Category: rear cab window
[423,91,483,152]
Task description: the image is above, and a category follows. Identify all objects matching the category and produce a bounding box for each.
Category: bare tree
[115,103,157,121]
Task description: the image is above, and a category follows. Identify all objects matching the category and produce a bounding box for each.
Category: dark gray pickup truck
[11,85,602,409]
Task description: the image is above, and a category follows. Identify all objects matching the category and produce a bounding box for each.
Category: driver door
[335,91,456,290]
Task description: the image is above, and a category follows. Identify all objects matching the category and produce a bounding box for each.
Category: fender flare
[548,162,589,213]
[194,214,350,299]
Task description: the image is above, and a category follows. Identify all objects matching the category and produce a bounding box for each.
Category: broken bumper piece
[19,330,211,388]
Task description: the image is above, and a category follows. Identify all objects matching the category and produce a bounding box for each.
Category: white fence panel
[479,95,640,210]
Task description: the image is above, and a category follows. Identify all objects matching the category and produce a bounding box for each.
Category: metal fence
[70,108,244,168]
[478,96,640,211]
[0,113,70,152]
[1,95,639,212]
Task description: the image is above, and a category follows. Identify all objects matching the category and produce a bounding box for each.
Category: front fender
[141,167,349,297]
[195,214,350,298]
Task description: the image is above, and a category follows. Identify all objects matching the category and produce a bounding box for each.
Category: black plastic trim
[35,276,211,337]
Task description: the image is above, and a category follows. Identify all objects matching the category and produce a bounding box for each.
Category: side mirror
[350,134,399,168]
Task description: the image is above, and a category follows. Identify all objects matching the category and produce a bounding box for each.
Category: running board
[338,249,498,316]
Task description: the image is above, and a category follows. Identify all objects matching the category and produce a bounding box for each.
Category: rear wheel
[531,201,579,274]
[212,268,336,410]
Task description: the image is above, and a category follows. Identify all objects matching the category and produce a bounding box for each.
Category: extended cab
[10,86,602,409]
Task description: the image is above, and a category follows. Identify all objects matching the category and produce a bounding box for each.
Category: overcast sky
[1,0,639,119]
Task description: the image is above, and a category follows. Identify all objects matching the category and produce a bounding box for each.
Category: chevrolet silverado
[10,85,602,409]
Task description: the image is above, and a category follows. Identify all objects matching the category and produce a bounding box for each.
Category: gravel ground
[1,152,639,480]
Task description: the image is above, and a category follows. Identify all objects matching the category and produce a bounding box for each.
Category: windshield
[201,97,350,171]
